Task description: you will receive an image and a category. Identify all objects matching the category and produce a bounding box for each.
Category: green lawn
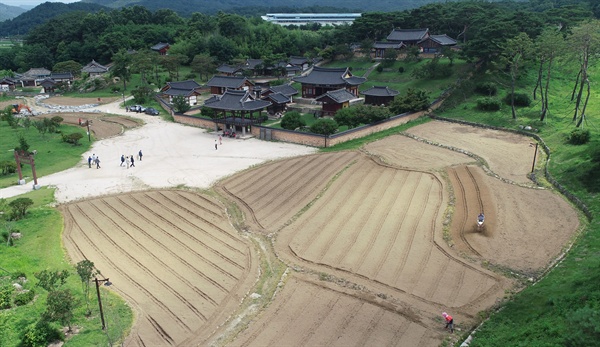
[0,189,133,346]
[0,122,91,189]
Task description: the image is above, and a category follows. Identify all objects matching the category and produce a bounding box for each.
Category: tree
[568,20,600,127]
[35,269,69,292]
[8,198,33,221]
[172,95,190,113]
[533,28,564,122]
[16,135,30,153]
[52,60,82,77]
[191,54,216,81]
[310,119,338,135]
[499,32,531,119]
[131,85,154,104]
[44,289,77,332]
[389,88,430,114]
[334,107,362,128]
[280,111,306,130]
[111,49,131,92]
[76,260,97,316]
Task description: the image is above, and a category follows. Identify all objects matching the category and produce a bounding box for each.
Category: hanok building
[203,89,271,136]
[288,56,311,71]
[261,84,299,114]
[244,59,264,75]
[151,42,170,55]
[50,72,74,85]
[39,78,58,93]
[19,67,51,87]
[206,75,254,95]
[216,64,243,76]
[0,77,18,91]
[82,60,110,76]
[418,34,458,53]
[315,88,358,116]
[373,41,405,59]
[387,28,430,46]
[160,80,202,106]
[292,66,366,99]
[361,86,399,106]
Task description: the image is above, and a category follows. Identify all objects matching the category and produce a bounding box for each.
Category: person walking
[95,156,101,169]
[138,150,143,161]
[120,154,125,167]
[87,156,92,168]
[126,156,130,169]
[218,135,222,145]
[215,139,218,150]
[442,312,454,333]
[92,153,96,163]
[130,155,135,167]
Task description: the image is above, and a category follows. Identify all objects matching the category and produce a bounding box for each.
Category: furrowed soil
[50,95,580,347]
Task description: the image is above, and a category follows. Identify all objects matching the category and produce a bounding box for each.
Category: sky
[3,0,80,6]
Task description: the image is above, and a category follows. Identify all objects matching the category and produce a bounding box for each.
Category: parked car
[129,105,146,113]
[145,107,160,116]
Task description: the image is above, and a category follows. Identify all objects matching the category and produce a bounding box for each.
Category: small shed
[315,88,357,116]
[82,60,109,76]
[360,86,399,106]
[0,77,17,91]
[151,42,170,55]
[160,80,202,105]
[418,34,458,53]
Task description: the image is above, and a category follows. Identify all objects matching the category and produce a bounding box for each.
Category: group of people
[120,150,142,168]
[87,150,142,169]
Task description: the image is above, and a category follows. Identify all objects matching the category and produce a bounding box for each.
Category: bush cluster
[61,132,83,145]
[476,97,502,111]
[566,128,590,145]
[503,93,531,107]
[0,161,17,175]
[475,82,498,96]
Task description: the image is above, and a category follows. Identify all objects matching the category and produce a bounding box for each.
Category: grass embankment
[436,60,600,346]
[0,189,133,346]
[0,122,91,189]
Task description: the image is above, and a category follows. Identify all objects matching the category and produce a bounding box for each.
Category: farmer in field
[442,312,454,333]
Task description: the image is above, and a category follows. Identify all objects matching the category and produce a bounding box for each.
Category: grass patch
[0,121,91,189]
[0,189,133,346]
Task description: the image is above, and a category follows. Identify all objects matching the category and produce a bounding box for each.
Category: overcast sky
[3,0,80,6]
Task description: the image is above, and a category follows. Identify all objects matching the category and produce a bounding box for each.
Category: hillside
[0,2,26,22]
[0,2,108,36]
[81,0,445,15]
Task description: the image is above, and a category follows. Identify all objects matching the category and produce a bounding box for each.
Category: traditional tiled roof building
[160,80,202,105]
[292,67,366,98]
[206,75,254,95]
[361,86,399,106]
[204,89,271,136]
[82,60,110,76]
[315,88,358,116]
[387,28,430,45]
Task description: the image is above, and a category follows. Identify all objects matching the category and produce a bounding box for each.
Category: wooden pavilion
[203,89,271,136]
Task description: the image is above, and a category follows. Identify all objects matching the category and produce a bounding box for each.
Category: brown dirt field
[407,121,535,184]
[36,113,141,139]
[61,190,258,347]
[60,121,581,347]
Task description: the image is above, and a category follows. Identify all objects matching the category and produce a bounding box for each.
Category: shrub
[475,82,497,96]
[398,66,405,73]
[376,65,383,73]
[172,95,191,113]
[389,88,430,114]
[567,128,590,145]
[185,73,196,79]
[8,197,33,220]
[280,111,305,130]
[503,93,531,107]
[0,285,14,309]
[50,116,63,126]
[14,289,35,306]
[20,320,63,347]
[476,97,502,111]
[309,119,338,135]
[0,161,17,175]
[61,133,83,145]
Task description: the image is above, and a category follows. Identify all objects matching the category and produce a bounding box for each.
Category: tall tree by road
[533,27,564,122]
[111,49,131,92]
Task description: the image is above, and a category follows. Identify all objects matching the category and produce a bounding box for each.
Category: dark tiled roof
[151,42,170,51]
[289,56,309,66]
[0,77,17,84]
[264,92,290,104]
[50,72,73,79]
[217,64,242,74]
[268,84,298,97]
[245,59,263,69]
[361,86,399,97]
[204,89,271,111]
[387,28,429,42]
[315,88,356,103]
[82,60,109,73]
[373,41,404,49]
[39,78,57,87]
[422,34,458,46]
[206,75,252,89]
[23,68,51,78]
[162,80,202,97]
[292,66,366,86]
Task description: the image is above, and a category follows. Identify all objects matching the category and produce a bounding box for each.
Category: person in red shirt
[442,312,454,333]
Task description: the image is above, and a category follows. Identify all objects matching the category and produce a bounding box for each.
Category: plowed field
[62,119,580,347]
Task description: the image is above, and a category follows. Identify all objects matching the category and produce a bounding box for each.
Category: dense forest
[0,0,595,76]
